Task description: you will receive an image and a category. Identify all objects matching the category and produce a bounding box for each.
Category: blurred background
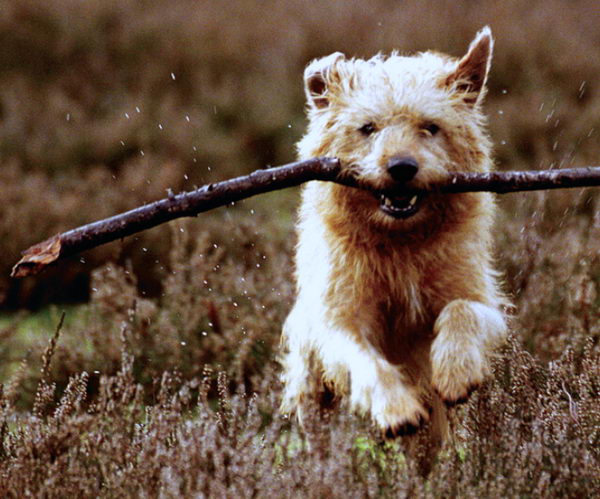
[0,0,598,391]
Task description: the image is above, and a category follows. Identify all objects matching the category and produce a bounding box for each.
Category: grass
[0,331,597,496]
[0,0,599,496]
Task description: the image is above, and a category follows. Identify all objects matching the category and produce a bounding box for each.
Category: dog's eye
[422,123,440,136]
[358,122,377,136]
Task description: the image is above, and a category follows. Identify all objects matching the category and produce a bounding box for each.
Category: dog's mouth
[377,192,422,219]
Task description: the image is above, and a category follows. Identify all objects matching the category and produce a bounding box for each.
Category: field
[0,0,598,496]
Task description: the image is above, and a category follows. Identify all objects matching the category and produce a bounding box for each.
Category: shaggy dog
[280,28,508,456]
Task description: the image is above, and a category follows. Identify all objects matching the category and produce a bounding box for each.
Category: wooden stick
[11,157,600,278]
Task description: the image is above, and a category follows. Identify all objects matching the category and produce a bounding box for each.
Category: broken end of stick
[11,235,62,278]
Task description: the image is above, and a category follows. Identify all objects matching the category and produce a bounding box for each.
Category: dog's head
[298,28,494,231]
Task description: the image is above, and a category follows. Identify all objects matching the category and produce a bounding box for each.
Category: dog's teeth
[409,196,417,206]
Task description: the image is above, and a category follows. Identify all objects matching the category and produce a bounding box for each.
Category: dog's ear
[304,52,345,109]
[446,27,493,106]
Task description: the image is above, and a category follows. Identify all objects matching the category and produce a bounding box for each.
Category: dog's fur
[280,28,508,452]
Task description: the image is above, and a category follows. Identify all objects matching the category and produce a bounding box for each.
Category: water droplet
[184,174,189,180]
[171,72,176,80]
[135,106,141,113]
[501,89,508,94]
[180,341,186,346]
[125,112,130,119]
[80,257,86,263]
[120,140,125,146]
[185,115,190,122]
[91,287,98,292]
[140,150,145,156]
[158,123,163,130]
[142,247,148,252]
[497,110,504,115]
[66,113,71,121]
[201,331,207,336]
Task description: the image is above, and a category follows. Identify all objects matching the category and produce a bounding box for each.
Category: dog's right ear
[304,52,345,109]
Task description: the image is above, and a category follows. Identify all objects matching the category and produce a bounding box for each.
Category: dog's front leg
[430,299,507,405]
[280,309,430,435]
[347,344,431,437]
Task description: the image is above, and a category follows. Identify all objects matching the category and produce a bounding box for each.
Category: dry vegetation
[0,0,598,496]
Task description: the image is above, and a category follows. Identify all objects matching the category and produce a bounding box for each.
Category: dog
[280,27,508,460]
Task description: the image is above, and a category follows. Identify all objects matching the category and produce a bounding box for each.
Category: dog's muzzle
[377,155,422,218]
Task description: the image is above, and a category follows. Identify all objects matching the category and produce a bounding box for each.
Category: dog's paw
[384,409,429,438]
[431,300,502,406]
[430,346,487,406]
[435,382,478,408]
[372,391,430,439]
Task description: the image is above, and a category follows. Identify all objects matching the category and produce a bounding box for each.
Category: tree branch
[11,157,600,278]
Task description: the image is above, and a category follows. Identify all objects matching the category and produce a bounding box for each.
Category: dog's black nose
[386,156,419,182]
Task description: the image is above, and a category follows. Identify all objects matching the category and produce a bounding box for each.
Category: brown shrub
[0,328,597,497]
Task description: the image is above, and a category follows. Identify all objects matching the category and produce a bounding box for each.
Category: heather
[0,0,599,496]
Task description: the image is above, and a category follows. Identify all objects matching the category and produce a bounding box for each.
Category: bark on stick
[11,157,600,278]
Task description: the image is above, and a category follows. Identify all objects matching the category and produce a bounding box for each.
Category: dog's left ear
[446,26,493,106]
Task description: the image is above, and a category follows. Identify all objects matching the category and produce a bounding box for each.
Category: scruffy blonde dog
[280,27,508,453]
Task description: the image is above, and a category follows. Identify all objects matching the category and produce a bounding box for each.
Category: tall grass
[0,285,597,496]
